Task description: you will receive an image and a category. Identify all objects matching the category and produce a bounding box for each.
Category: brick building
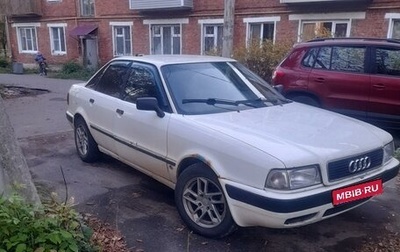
[5,0,400,69]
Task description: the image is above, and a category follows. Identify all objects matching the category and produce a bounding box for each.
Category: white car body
[66,55,399,237]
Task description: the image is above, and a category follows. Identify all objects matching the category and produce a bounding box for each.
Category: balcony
[130,0,193,11]
[8,0,42,17]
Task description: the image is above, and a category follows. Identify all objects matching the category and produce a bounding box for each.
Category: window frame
[48,23,67,55]
[143,18,188,55]
[299,20,350,41]
[243,17,280,46]
[80,0,95,17]
[110,22,133,57]
[289,12,366,42]
[12,23,40,53]
[198,19,224,55]
[385,13,400,39]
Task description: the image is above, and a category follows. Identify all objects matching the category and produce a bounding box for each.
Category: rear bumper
[223,160,399,228]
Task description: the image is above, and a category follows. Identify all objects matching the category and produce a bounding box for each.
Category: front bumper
[223,160,399,228]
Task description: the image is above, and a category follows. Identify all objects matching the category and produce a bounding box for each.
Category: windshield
[161,61,286,115]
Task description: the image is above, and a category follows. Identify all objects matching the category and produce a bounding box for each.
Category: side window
[331,46,365,73]
[376,47,400,77]
[302,47,319,68]
[95,61,131,98]
[122,65,158,103]
[314,46,332,70]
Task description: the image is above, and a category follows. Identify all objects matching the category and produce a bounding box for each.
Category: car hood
[186,103,391,168]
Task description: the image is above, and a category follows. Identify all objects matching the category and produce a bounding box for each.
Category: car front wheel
[74,117,100,162]
[175,163,237,238]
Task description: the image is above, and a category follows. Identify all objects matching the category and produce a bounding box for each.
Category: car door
[86,60,131,152]
[308,45,370,120]
[368,46,400,128]
[113,62,172,181]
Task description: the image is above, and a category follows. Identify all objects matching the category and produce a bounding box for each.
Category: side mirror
[136,97,165,118]
[273,84,284,94]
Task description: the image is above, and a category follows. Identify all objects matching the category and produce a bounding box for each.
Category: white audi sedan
[66,55,399,238]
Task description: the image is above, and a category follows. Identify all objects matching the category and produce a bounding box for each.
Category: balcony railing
[130,0,193,11]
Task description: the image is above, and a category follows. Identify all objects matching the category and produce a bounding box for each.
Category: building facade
[5,0,400,69]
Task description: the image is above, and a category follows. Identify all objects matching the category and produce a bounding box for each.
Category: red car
[272,38,400,130]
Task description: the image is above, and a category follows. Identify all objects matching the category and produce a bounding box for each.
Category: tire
[74,117,100,162]
[291,95,320,107]
[175,163,237,238]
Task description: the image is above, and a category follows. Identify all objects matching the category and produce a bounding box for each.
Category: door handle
[116,109,124,115]
[89,98,94,104]
[372,84,385,90]
[314,77,325,83]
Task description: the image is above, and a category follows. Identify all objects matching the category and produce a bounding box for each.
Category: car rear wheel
[175,163,237,238]
[74,117,100,162]
[290,95,320,107]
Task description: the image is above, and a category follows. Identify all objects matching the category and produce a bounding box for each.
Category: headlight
[266,165,321,190]
[383,141,395,164]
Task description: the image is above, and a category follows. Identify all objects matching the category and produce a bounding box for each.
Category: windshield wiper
[182,98,264,108]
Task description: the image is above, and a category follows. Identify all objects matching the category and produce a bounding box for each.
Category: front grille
[327,149,383,181]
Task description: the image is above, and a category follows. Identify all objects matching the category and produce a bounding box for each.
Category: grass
[0,64,95,81]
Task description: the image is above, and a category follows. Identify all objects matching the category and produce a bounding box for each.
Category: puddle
[0,85,50,99]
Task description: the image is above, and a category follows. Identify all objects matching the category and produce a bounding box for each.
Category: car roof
[112,54,236,67]
[294,38,400,49]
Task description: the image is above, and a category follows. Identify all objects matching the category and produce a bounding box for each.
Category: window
[289,12,366,42]
[49,25,66,55]
[16,26,38,53]
[151,25,181,55]
[95,61,131,98]
[312,46,366,73]
[385,13,400,39]
[203,25,223,55]
[301,21,349,41]
[123,65,158,103]
[112,25,132,56]
[331,47,365,73]
[376,48,400,77]
[81,0,94,17]
[249,23,274,42]
[243,17,280,45]
[392,20,400,39]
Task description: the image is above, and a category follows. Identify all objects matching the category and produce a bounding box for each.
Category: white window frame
[385,13,400,39]
[80,0,95,17]
[198,19,224,55]
[289,12,366,42]
[143,18,188,55]
[110,21,133,56]
[243,16,280,45]
[12,23,40,53]
[47,23,67,55]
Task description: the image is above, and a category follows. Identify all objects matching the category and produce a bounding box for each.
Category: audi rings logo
[348,156,371,173]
